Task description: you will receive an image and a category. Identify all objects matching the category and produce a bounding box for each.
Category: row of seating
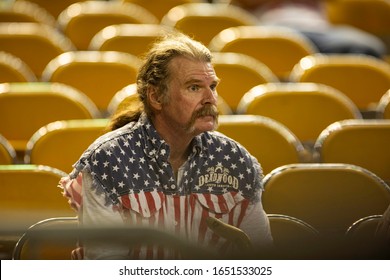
[1,44,389,114]
[10,213,386,260]
[1,1,389,79]
[1,163,388,259]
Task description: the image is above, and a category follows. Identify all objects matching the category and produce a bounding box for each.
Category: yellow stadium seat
[12,217,78,260]
[212,52,279,112]
[345,215,388,259]
[262,163,390,238]
[16,0,88,19]
[0,164,74,259]
[121,0,195,21]
[0,134,16,165]
[267,214,320,259]
[0,0,56,26]
[376,89,390,119]
[41,51,142,114]
[209,25,317,81]
[314,119,390,184]
[25,119,109,173]
[161,3,259,45]
[0,22,75,78]
[237,82,362,149]
[0,82,101,155]
[57,1,159,50]
[290,54,390,115]
[0,51,37,83]
[89,23,171,57]
[217,115,308,175]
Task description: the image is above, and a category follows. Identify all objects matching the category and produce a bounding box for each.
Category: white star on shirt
[113,165,119,172]
[118,181,125,188]
[133,173,140,180]
[103,161,109,167]
[102,173,108,180]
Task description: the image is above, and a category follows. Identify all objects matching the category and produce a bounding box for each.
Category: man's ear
[147,86,162,110]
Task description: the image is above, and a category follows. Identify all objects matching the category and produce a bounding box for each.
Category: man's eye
[189,85,200,91]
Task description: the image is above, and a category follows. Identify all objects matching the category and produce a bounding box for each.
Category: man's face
[157,56,219,137]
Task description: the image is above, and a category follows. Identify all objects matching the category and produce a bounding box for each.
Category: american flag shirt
[69,113,272,259]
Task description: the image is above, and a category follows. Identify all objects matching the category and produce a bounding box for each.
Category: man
[61,31,273,259]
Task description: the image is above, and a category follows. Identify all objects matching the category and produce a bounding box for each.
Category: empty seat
[89,23,171,57]
[212,52,279,112]
[57,1,159,50]
[0,134,16,165]
[262,163,390,238]
[290,54,390,115]
[0,22,75,78]
[0,164,75,259]
[209,25,317,80]
[25,119,109,173]
[0,82,101,154]
[161,3,259,45]
[12,216,78,260]
[267,214,320,259]
[345,215,388,259]
[121,0,195,21]
[314,119,390,184]
[41,51,142,114]
[376,89,390,119]
[217,115,308,175]
[0,51,37,83]
[0,0,56,26]
[237,82,362,148]
[16,0,88,19]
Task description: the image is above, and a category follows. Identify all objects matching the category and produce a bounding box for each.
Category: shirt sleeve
[239,190,274,253]
[81,171,129,260]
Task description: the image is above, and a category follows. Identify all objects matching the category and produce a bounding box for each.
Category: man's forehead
[170,56,218,81]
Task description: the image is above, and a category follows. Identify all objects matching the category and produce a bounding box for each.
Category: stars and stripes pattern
[68,113,264,259]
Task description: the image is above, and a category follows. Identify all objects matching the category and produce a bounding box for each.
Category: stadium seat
[217,115,308,175]
[12,217,78,260]
[209,25,317,80]
[0,164,74,259]
[57,1,159,50]
[0,0,56,26]
[0,22,75,78]
[237,82,362,149]
[0,51,37,83]
[161,3,259,45]
[267,214,320,259]
[262,163,390,238]
[25,119,109,173]
[212,52,279,112]
[121,0,194,21]
[89,23,171,57]
[41,51,142,114]
[314,119,390,184]
[290,54,390,116]
[16,0,87,19]
[0,82,101,155]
